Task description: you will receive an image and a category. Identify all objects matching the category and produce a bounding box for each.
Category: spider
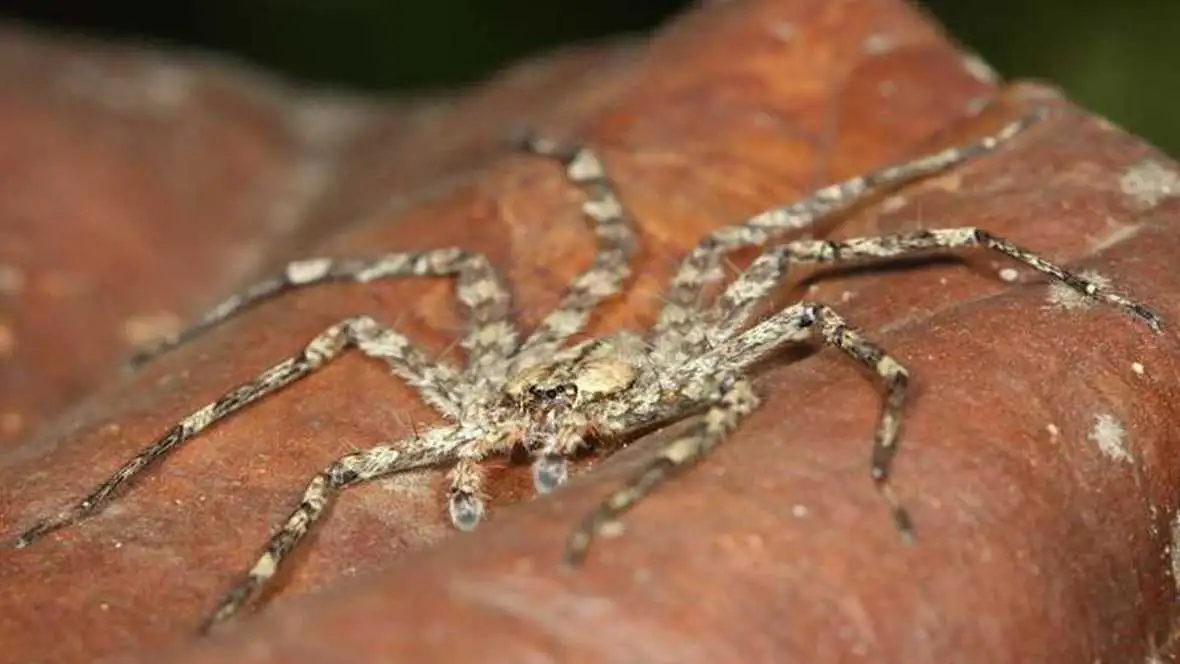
[8,106,1163,634]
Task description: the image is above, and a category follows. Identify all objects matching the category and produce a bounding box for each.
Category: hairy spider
[9,107,1163,634]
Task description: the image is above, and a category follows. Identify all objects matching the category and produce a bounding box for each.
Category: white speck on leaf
[1088,413,1131,463]
[1119,158,1180,208]
[1047,270,1110,310]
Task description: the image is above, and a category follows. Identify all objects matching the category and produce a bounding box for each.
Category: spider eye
[529,384,576,403]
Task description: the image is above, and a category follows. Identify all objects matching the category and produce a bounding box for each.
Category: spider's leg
[705,228,1162,343]
[126,251,515,383]
[697,302,912,539]
[199,427,465,634]
[508,135,639,372]
[651,108,1049,359]
[10,316,460,548]
[564,375,759,565]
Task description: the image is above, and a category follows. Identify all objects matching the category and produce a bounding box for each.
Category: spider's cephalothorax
[501,333,648,495]
[447,332,651,528]
[9,108,1164,633]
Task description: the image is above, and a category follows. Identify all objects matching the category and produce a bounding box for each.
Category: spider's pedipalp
[10,315,459,549]
[448,484,486,531]
[532,453,571,494]
[653,109,1049,360]
[510,136,640,371]
[447,456,490,531]
[199,430,462,633]
[564,375,760,565]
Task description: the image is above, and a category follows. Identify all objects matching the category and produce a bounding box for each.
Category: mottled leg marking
[702,302,911,538]
[199,429,463,633]
[126,247,516,381]
[10,315,462,549]
[653,109,1050,359]
[564,376,760,565]
[706,227,1164,342]
[509,134,639,371]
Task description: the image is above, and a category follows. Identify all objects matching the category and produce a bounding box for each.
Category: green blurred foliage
[922,0,1180,155]
[3,0,1177,155]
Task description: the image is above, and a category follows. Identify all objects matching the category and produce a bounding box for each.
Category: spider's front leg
[506,135,641,496]
[564,374,761,565]
[199,426,469,633]
[508,136,638,365]
[565,301,910,565]
[710,301,915,536]
[651,109,1049,361]
[10,315,460,548]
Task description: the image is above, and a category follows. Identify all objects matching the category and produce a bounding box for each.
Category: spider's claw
[448,490,485,532]
[9,518,63,549]
[563,508,604,566]
[1133,304,1165,335]
[876,482,915,544]
[562,510,625,566]
[532,455,569,494]
[893,508,916,545]
[562,528,593,567]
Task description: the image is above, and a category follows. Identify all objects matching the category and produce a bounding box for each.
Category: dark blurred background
[0,0,1176,155]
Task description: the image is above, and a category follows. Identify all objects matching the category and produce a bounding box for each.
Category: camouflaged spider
[9,107,1163,633]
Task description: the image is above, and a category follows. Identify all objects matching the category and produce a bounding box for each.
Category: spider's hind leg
[700,301,913,542]
[564,375,760,565]
[566,300,912,565]
[10,315,462,548]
